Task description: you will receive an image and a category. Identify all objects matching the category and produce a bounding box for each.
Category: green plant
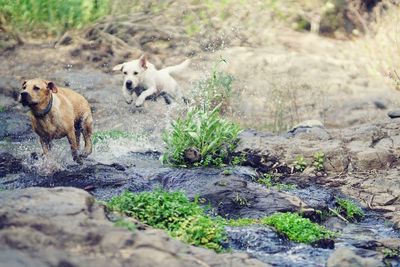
[313,151,325,171]
[0,0,109,35]
[162,105,241,167]
[92,130,146,145]
[293,155,307,172]
[193,58,234,113]
[382,248,399,259]
[107,190,227,252]
[335,198,365,222]
[0,106,5,113]
[257,173,296,191]
[233,193,249,206]
[261,212,335,244]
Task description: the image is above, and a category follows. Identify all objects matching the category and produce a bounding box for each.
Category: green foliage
[193,58,234,113]
[114,219,136,232]
[0,106,5,112]
[257,173,296,191]
[162,106,241,167]
[293,155,307,172]
[92,130,145,145]
[382,248,399,259]
[335,198,365,222]
[0,0,108,35]
[261,212,335,244]
[107,190,227,252]
[233,193,249,206]
[313,151,325,171]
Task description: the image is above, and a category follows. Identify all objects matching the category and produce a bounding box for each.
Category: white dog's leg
[122,87,134,104]
[135,87,157,107]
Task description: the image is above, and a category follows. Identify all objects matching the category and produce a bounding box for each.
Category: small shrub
[162,106,241,167]
[335,198,365,222]
[261,212,335,244]
[107,190,226,252]
[313,151,325,171]
[193,58,234,113]
[293,155,307,172]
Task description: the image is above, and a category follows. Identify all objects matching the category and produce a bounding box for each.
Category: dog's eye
[123,71,127,75]
[33,86,40,91]
[134,71,138,75]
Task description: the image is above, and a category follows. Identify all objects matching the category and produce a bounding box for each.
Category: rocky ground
[2,5,400,267]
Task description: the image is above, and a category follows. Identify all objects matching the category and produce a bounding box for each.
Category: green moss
[107,190,226,252]
[261,212,335,244]
[114,219,136,232]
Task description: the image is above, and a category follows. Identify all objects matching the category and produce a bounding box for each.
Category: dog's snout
[125,80,133,88]
[20,92,30,105]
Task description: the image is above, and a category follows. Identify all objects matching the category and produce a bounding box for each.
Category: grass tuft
[335,197,365,222]
[162,105,241,167]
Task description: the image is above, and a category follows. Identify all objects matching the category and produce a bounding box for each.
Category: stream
[1,110,399,267]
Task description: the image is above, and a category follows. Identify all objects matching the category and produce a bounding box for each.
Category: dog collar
[32,94,53,117]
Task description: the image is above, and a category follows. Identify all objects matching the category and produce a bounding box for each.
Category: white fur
[113,55,190,107]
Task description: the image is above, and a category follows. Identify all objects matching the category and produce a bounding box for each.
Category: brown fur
[20,79,93,164]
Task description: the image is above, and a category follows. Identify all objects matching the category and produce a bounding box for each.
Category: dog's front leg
[66,131,82,164]
[135,87,157,107]
[39,138,51,155]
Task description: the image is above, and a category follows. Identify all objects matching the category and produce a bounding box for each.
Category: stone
[388,110,400,119]
[326,247,384,267]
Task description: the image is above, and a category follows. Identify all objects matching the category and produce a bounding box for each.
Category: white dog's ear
[139,55,148,69]
[112,63,125,72]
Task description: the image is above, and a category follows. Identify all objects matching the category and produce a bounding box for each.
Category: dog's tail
[162,59,190,75]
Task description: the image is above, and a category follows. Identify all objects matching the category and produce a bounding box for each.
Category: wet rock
[153,169,313,218]
[0,111,34,141]
[388,110,400,119]
[327,247,384,267]
[0,187,269,267]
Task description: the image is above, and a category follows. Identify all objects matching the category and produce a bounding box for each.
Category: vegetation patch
[162,106,241,167]
[0,0,109,35]
[261,212,335,244]
[0,106,5,113]
[313,151,325,172]
[193,58,234,113]
[257,173,296,191]
[113,219,136,232]
[92,130,146,145]
[293,155,307,172]
[335,198,365,222]
[107,190,227,252]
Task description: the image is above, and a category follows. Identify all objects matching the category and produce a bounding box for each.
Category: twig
[329,207,350,223]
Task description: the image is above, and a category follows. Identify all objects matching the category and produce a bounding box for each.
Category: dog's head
[112,55,149,104]
[20,79,58,107]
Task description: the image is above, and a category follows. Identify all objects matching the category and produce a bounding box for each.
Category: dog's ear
[139,55,148,69]
[46,81,58,93]
[112,63,124,72]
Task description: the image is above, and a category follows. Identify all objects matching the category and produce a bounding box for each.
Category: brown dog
[20,79,93,164]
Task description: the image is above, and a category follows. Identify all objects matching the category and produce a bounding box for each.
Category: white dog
[113,55,190,107]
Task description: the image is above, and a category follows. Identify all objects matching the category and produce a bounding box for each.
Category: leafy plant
[257,173,296,191]
[107,190,227,252]
[193,58,234,113]
[335,198,365,222]
[162,105,241,167]
[293,155,307,172]
[92,130,146,145]
[313,151,325,171]
[261,212,335,244]
[233,193,249,206]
